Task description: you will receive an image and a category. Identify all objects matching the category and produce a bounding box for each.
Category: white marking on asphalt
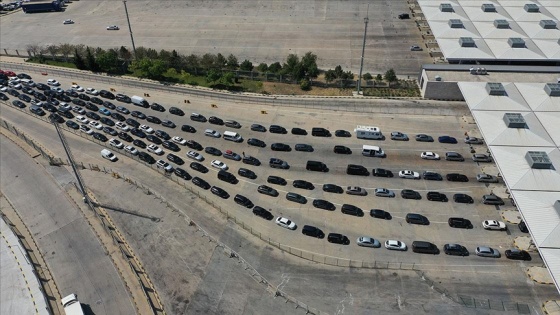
[276,273,290,292]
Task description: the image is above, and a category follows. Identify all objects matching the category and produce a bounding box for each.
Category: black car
[252,206,273,220]
[322,184,343,194]
[181,124,196,133]
[415,134,434,142]
[423,171,443,181]
[238,168,257,179]
[118,132,133,142]
[190,113,207,122]
[453,193,474,204]
[286,192,307,204]
[58,109,74,119]
[126,118,140,128]
[174,167,191,180]
[292,180,314,190]
[242,156,261,166]
[250,124,266,132]
[269,125,287,134]
[146,135,162,145]
[444,244,469,256]
[211,186,230,199]
[90,97,103,105]
[116,106,130,114]
[190,162,209,173]
[209,116,224,125]
[12,100,26,108]
[505,249,531,261]
[72,98,86,106]
[169,107,185,116]
[48,113,65,123]
[146,116,161,124]
[312,199,335,211]
[162,141,179,152]
[8,89,20,97]
[93,132,108,142]
[155,129,170,140]
[130,128,146,138]
[192,177,211,190]
[100,117,115,126]
[85,103,98,111]
[161,120,176,128]
[43,104,58,113]
[131,111,146,119]
[116,94,131,103]
[18,94,31,102]
[102,126,117,136]
[401,189,421,200]
[17,73,32,79]
[271,143,291,152]
[291,128,307,135]
[247,138,266,148]
[335,130,351,137]
[341,204,364,216]
[205,146,222,156]
[294,144,313,152]
[518,221,529,233]
[328,233,350,245]
[66,90,79,97]
[333,145,352,154]
[150,103,165,112]
[99,90,115,99]
[373,168,394,178]
[65,120,79,129]
[103,101,116,110]
[167,153,184,165]
[370,209,391,219]
[133,139,147,149]
[139,152,155,164]
[426,192,448,202]
[234,194,254,208]
[186,140,203,151]
[22,86,35,95]
[446,173,469,182]
[78,93,91,101]
[405,213,429,225]
[257,185,279,197]
[267,175,287,186]
[448,217,472,229]
[111,112,126,122]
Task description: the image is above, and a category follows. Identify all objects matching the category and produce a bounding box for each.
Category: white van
[223,131,243,142]
[362,145,386,157]
[101,149,117,161]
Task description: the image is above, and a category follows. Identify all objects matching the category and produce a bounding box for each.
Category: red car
[2,70,16,77]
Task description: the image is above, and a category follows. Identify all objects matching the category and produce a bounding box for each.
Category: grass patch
[362,87,420,97]
[26,57,77,69]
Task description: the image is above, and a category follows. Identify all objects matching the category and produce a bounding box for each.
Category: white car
[420,151,440,160]
[187,150,204,161]
[115,122,129,131]
[410,45,422,51]
[9,78,20,84]
[172,136,187,145]
[357,237,381,248]
[275,217,296,230]
[398,170,420,179]
[59,102,71,110]
[9,83,22,89]
[482,220,507,231]
[63,19,74,24]
[140,124,154,134]
[107,25,120,30]
[71,84,84,92]
[204,129,221,138]
[100,149,116,161]
[72,106,85,114]
[109,138,124,149]
[47,79,60,86]
[147,144,164,155]
[211,160,228,170]
[51,87,64,93]
[156,160,173,172]
[89,121,103,130]
[385,240,407,251]
[80,125,93,135]
[85,88,99,95]
[76,115,89,124]
[124,145,138,155]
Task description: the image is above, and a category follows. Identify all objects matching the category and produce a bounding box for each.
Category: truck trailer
[22,0,63,13]
[354,125,384,140]
[61,293,85,315]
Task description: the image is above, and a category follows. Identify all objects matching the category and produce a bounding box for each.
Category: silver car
[346,186,367,196]
[472,154,492,162]
[476,174,499,183]
[357,237,381,248]
[465,137,484,144]
[375,188,395,198]
[475,246,500,258]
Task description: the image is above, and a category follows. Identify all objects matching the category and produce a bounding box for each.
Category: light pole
[123,0,137,59]
[357,4,369,95]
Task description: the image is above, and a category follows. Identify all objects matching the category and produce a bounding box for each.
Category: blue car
[438,136,458,144]
[99,107,111,116]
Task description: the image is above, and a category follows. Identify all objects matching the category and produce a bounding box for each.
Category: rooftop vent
[524,3,539,13]
[459,37,476,47]
[440,3,454,12]
[494,19,510,29]
[525,151,554,170]
[503,113,527,129]
[481,4,496,12]
[545,83,560,97]
[540,20,557,29]
[486,82,506,96]
[508,37,526,48]
[449,19,463,28]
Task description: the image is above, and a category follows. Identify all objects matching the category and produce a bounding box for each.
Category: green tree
[206,69,221,84]
[134,47,148,59]
[300,52,319,78]
[200,53,216,70]
[169,50,182,70]
[129,58,166,79]
[58,43,73,62]
[240,59,253,71]
[185,54,200,73]
[384,68,397,83]
[300,78,311,91]
[226,54,239,69]
[96,49,119,73]
[46,44,59,60]
[164,68,178,79]
[219,72,235,88]
[363,73,373,81]
[73,48,87,70]
[145,48,158,59]
[334,65,344,78]
[268,62,282,73]
[85,47,100,72]
[179,70,191,82]
[341,71,354,80]
[375,74,383,81]
[282,54,299,76]
[324,70,337,84]
[215,53,227,68]
[257,63,268,72]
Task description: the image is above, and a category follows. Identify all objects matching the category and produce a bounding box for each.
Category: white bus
[362,145,386,157]
[354,125,384,140]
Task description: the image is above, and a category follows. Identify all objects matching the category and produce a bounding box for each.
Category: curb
[542,300,560,315]
[527,268,554,285]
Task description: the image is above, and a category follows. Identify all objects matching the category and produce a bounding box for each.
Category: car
[250,124,266,132]
[16,73,32,80]
[291,128,307,135]
[211,160,228,170]
[65,120,79,130]
[167,153,184,165]
[426,192,448,202]
[269,125,287,134]
[102,127,117,136]
[106,25,120,30]
[47,79,60,86]
[85,88,99,96]
[294,144,313,152]
[267,176,287,186]
[333,145,352,154]
[174,167,191,180]
[445,152,464,162]
[124,145,138,155]
[8,89,20,97]
[101,149,117,161]
[181,124,196,133]
[76,114,90,125]
[155,130,170,140]
[257,185,279,197]
[115,122,130,131]
[90,97,103,105]
[192,177,210,190]
[238,168,257,179]
[100,117,115,127]
[482,194,505,205]
[370,209,391,220]
[161,120,176,128]
[335,130,351,137]
[446,173,469,182]
[12,100,26,108]
[357,237,381,248]
[415,134,434,142]
[505,249,531,261]
[476,174,499,183]
[518,220,529,233]
[448,217,472,229]
[398,13,410,19]
[269,158,289,169]
[100,90,115,100]
[190,162,208,173]
[390,131,409,141]
[130,128,146,138]
[205,147,222,156]
[375,188,395,198]
[115,94,131,103]
[99,107,111,116]
[89,121,103,130]
[208,116,224,125]
[291,180,313,190]
[79,94,92,102]
[286,192,307,204]
[410,45,422,51]
[190,113,207,122]
[18,94,31,102]
[322,184,343,194]
[126,118,140,128]
[146,135,162,145]
[186,151,204,161]
[169,107,184,116]
[421,152,440,160]
[443,244,469,256]
[242,155,261,166]
[118,132,133,142]
[252,207,273,220]
[132,139,147,149]
[140,124,154,134]
[312,199,335,211]
[131,111,146,119]
[110,112,125,122]
[406,213,429,225]
[204,129,221,138]
[186,140,203,151]
[419,172,440,181]
[327,233,350,245]
[0,92,8,101]
[464,137,484,144]
[341,204,364,216]
[438,136,458,144]
[398,170,420,179]
[385,240,407,251]
[150,103,165,112]
[162,141,179,152]
[247,138,266,147]
[482,220,507,231]
[223,150,241,161]
[275,217,296,230]
[109,138,124,149]
[147,144,164,155]
[372,168,394,178]
[93,132,108,142]
[472,154,492,163]
[475,246,500,258]
[401,189,421,200]
[453,193,474,204]
[116,106,130,114]
[346,186,367,196]
[271,143,292,152]
[146,116,161,124]
[80,125,93,135]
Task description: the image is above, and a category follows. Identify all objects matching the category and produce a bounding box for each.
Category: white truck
[61,294,85,315]
[362,145,386,157]
[131,95,149,108]
[354,125,384,140]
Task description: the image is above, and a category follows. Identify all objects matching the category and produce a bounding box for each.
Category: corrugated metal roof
[512,191,560,246]
[537,248,560,291]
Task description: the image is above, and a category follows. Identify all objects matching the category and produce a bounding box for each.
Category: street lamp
[357,4,369,95]
[123,0,137,59]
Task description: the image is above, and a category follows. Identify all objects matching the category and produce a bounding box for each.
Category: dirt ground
[262,81,354,96]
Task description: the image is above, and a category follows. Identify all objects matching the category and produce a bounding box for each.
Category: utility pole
[123,0,137,59]
[357,4,369,95]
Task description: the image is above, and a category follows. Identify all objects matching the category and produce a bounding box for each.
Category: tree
[73,48,87,70]
[200,53,216,70]
[300,78,311,91]
[300,51,319,78]
[206,69,221,84]
[159,49,173,66]
[46,44,58,60]
[341,71,354,80]
[375,74,383,81]
[148,59,167,79]
[96,49,119,73]
[169,50,182,70]
[384,68,397,84]
[334,65,344,78]
[256,63,268,72]
[119,46,132,61]
[226,54,239,69]
[74,44,86,57]
[164,68,178,78]
[185,54,200,72]
[135,47,148,60]
[268,62,282,73]
[58,43,73,62]
[324,70,336,84]
[240,59,253,71]
[363,73,373,81]
[25,44,41,57]
[215,53,227,68]
[145,48,158,59]
[282,54,299,76]
[219,72,235,88]
[94,47,105,57]
[85,47,100,72]
[129,58,166,79]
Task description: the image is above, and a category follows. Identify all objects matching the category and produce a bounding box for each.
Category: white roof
[355,125,380,132]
